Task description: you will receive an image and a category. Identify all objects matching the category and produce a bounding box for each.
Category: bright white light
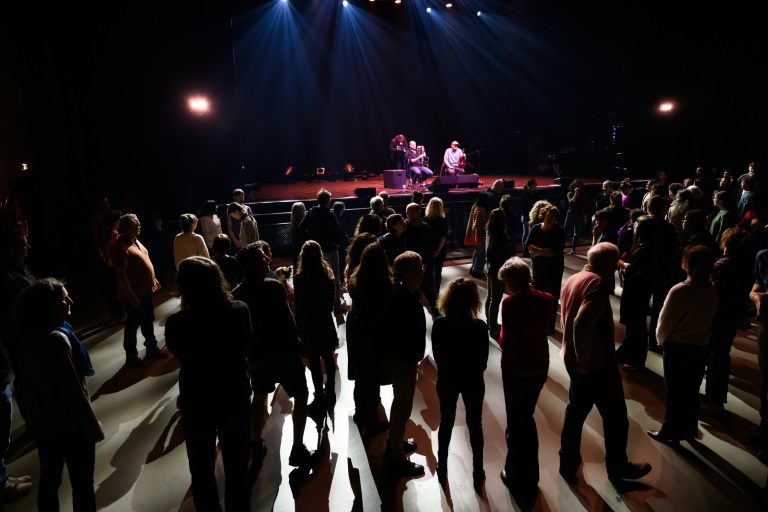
[659,102,675,112]
[477,11,481,16]
[446,2,452,7]
[426,7,431,12]
[188,97,210,114]
[343,0,348,5]
[395,0,401,3]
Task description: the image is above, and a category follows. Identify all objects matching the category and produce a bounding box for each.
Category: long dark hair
[349,243,393,313]
[176,256,232,310]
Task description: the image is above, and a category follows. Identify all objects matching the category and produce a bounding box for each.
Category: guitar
[458,148,476,170]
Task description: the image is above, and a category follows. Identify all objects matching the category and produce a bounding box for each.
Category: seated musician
[443,141,465,175]
[406,141,433,187]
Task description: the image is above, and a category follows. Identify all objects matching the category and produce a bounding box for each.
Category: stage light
[426,7,431,12]
[395,0,401,3]
[21,163,28,171]
[446,3,452,7]
[188,96,210,114]
[477,11,481,16]
[659,102,675,112]
[343,0,348,5]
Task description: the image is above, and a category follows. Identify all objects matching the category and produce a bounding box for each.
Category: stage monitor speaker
[428,175,456,192]
[383,169,406,189]
[503,180,516,192]
[457,174,479,188]
[555,176,575,188]
[354,187,377,199]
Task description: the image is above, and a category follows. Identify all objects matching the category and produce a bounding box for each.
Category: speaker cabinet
[383,169,406,189]
[354,187,377,199]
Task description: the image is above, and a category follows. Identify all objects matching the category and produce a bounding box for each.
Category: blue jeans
[0,384,12,486]
[471,243,486,275]
[123,293,158,355]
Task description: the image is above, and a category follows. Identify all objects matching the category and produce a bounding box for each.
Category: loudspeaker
[428,175,456,191]
[503,180,516,192]
[383,169,406,189]
[457,174,479,188]
[555,176,575,188]
[354,187,377,199]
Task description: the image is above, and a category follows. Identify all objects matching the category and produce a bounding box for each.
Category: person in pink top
[558,242,651,486]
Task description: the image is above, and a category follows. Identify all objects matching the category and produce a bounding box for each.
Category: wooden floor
[5,251,767,512]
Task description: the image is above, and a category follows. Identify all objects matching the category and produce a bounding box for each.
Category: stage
[243,172,602,203]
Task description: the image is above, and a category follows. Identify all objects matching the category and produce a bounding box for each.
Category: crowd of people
[3,162,768,509]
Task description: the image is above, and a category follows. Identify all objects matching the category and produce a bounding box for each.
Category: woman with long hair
[465,192,490,279]
[165,257,252,511]
[294,240,339,420]
[344,232,378,284]
[485,208,512,338]
[432,277,489,490]
[425,197,448,294]
[173,213,210,270]
[523,203,565,332]
[347,243,393,433]
[290,202,307,271]
[14,278,103,511]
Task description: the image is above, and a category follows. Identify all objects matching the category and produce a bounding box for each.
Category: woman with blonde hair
[173,213,210,270]
[426,196,448,294]
[432,277,489,490]
[294,240,339,420]
[290,202,307,271]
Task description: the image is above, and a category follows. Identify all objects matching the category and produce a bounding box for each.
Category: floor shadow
[91,351,179,401]
[145,409,184,464]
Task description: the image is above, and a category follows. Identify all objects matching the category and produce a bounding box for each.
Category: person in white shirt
[173,214,210,270]
[443,141,465,175]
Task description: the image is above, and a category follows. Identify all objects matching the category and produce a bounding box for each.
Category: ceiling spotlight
[477,11,481,16]
[446,2,452,7]
[343,0,348,5]
[188,96,210,114]
[426,7,431,12]
[395,0,401,3]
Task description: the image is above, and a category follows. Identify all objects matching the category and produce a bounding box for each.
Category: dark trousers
[560,363,629,475]
[436,376,485,469]
[531,258,563,331]
[352,364,382,425]
[648,280,673,350]
[0,384,11,486]
[36,430,97,512]
[434,252,446,297]
[485,275,505,331]
[420,265,438,313]
[660,341,709,440]
[123,293,158,355]
[181,399,252,512]
[563,209,584,249]
[503,372,546,489]
[705,323,737,404]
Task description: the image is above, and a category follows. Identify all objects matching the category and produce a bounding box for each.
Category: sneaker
[387,457,424,479]
[144,347,169,360]
[288,443,313,467]
[123,354,144,369]
[0,479,32,503]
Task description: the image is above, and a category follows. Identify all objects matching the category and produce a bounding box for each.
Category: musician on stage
[406,141,433,187]
[443,141,465,175]
[390,134,407,170]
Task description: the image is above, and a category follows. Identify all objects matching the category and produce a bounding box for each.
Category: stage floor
[245,172,600,202]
